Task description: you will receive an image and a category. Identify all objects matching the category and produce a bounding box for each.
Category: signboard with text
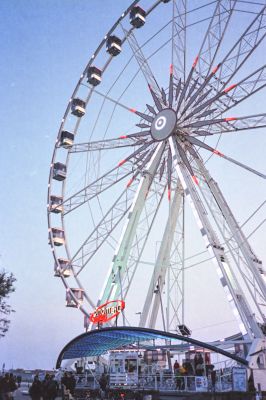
[89,299,125,324]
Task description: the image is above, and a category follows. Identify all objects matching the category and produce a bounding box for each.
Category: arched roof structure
[56,326,247,368]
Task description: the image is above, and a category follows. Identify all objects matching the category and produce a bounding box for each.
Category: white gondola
[53,162,67,181]
[106,36,122,56]
[66,288,84,307]
[49,195,63,214]
[54,258,72,277]
[130,6,146,28]
[51,227,65,246]
[71,98,86,117]
[87,66,102,86]
[60,130,74,148]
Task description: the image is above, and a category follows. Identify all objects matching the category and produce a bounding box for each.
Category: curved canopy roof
[56,326,247,368]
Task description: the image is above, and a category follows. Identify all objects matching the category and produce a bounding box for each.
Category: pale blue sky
[0,0,265,370]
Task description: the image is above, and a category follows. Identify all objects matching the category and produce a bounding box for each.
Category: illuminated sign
[89,300,125,323]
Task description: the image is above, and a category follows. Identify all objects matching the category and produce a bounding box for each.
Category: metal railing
[75,371,234,393]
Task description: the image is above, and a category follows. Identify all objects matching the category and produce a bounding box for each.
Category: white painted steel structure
[48,0,266,370]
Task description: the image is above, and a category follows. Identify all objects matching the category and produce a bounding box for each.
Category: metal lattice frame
[48,0,266,366]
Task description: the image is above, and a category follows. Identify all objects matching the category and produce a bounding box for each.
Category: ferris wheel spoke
[182,117,231,129]
[214,64,266,113]
[71,145,162,275]
[176,56,198,113]
[214,5,266,90]
[167,147,172,200]
[185,6,266,111]
[62,142,154,215]
[181,69,218,116]
[92,88,138,114]
[186,136,266,179]
[68,135,150,154]
[193,0,236,83]
[171,0,186,83]
[184,63,266,119]
[208,113,266,134]
[62,165,132,215]
[121,28,161,97]
[72,180,141,275]
[179,0,236,114]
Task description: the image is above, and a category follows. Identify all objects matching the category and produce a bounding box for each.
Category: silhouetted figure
[0,375,4,400]
[210,368,216,391]
[194,353,204,376]
[173,360,180,373]
[2,373,17,400]
[46,375,59,400]
[42,374,51,400]
[29,376,42,400]
[68,373,76,396]
[99,373,108,399]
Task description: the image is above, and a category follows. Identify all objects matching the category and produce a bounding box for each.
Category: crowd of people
[29,372,77,400]
[0,372,77,400]
[0,373,18,400]
[29,374,59,400]
[172,353,217,391]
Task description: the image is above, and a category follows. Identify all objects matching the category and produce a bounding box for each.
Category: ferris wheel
[48,0,266,359]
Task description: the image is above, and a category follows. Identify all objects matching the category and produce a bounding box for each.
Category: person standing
[42,374,51,400]
[99,373,108,399]
[0,375,4,400]
[173,360,180,374]
[47,376,59,400]
[29,376,42,400]
[67,373,76,397]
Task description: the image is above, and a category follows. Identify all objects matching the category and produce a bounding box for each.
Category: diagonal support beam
[97,142,165,306]
[169,136,264,340]
[139,182,183,328]
[193,156,266,306]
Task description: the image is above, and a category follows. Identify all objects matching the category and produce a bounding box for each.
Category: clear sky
[0,0,265,370]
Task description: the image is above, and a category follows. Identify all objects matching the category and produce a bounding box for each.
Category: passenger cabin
[130,6,146,28]
[60,130,74,148]
[54,258,71,278]
[87,66,102,86]
[49,195,63,214]
[53,162,67,181]
[71,98,86,117]
[106,36,122,56]
[51,227,65,246]
[66,288,84,307]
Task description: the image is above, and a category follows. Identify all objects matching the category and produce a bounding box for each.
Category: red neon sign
[89,299,125,324]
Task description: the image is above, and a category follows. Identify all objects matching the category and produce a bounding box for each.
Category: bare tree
[0,270,16,337]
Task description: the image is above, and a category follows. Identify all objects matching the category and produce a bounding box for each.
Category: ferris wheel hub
[150,108,177,141]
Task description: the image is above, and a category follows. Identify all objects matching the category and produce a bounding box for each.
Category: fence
[76,370,235,393]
